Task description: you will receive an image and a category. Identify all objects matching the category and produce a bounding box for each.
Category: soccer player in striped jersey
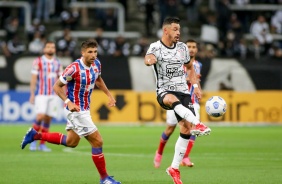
[21,39,121,184]
[154,39,202,169]
[145,17,210,184]
[29,41,63,152]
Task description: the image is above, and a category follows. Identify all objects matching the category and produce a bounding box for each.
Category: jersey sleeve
[199,61,202,73]
[146,42,158,56]
[31,58,40,75]
[95,59,102,76]
[60,63,76,84]
[183,44,190,64]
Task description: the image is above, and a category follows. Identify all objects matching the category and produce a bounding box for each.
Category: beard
[46,52,54,57]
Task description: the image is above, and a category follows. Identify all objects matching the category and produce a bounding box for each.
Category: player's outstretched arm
[95,76,116,107]
[144,54,157,66]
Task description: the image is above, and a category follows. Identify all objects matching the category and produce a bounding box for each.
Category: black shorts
[157,91,195,122]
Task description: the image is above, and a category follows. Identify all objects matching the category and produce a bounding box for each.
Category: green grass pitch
[0,124,282,184]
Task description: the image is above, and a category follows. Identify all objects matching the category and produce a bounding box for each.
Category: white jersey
[146,40,190,95]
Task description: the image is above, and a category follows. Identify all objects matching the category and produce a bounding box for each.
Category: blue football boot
[21,128,37,149]
[100,176,121,184]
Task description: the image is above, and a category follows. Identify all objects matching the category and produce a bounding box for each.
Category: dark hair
[81,39,98,50]
[162,17,180,27]
[44,41,55,47]
[186,39,197,44]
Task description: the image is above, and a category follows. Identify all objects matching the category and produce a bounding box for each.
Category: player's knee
[66,140,79,148]
[95,138,103,147]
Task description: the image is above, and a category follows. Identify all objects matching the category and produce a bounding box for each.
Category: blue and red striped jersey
[60,57,101,111]
[188,60,202,104]
[31,55,62,95]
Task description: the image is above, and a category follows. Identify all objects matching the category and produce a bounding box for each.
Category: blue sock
[92,147,103,154]
[161,132,170,141]
[61,135,67,146]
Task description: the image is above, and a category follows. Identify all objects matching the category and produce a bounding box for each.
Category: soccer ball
[205,96,227,117]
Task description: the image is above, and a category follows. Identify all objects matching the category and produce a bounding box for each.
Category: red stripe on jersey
[83,69,90,109]
[38,57,44,95]
[47,61,51,95]
[73,63,80,106]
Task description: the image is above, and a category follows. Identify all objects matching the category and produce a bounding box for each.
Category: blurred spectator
[27,18,46,42]
[206,11,217,26]
[108,36,130,57]
[60,8,80,30]
[198,5,210,24]
[270,9,282,59]
[229,13,244,40]
[4,17,20,42]
[36,0,55,23]
[95,0,106,20]
[250,15,273,57]
[28,31,45,55]
[132,37,149,56]
[269,41,282,58]
[56,29,77,57]
[216,0,232,41]
[232,0,251,33]
[0,40,11,57]
[271,10,282,34]
[6,35,26,55]
[101,9,118,31]
[94,28,111,55]
[158,0,179,28]
[28,0,37,18]
[0,7,11,29]
[218,12,247,58]
[181,0,200,24]
[197,42,216,59]
[237,38,248,59]
[145,0,157,37]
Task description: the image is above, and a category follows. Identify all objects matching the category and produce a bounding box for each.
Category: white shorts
[34,95,61,118]
[166,103,200,125]
[65,109,98,137]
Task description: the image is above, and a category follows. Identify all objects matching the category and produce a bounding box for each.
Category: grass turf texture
[0,124,282,184]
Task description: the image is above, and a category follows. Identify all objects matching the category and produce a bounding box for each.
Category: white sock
[193,103,200,120]
[174,104,199,125]
[171,136,189,169]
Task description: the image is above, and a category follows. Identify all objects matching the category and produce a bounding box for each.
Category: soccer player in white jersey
[21,39,121,184]
[29,41,63,152]
[144,17,210,184]
[154,39,202,169]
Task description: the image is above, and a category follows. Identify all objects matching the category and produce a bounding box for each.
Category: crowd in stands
[0,0,282,60]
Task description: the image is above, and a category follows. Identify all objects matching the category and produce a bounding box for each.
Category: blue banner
[0,91,66,123]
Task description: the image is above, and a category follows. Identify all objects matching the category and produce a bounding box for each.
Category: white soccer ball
[205,96,227,117]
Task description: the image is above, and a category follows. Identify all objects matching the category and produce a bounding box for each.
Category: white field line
[62,146,282,161]
[62,147,151,157]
